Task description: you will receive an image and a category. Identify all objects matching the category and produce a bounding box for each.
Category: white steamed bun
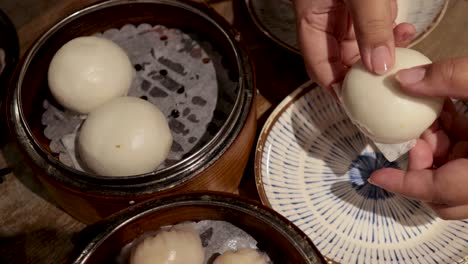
[130,226,204,264]
[214,248,268,264]
[48,36,134,114]
[341,48,444,144]
[78,97,172,176]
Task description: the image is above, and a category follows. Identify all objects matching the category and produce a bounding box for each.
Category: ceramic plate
[246,0,449,54]
[255,81,468,264]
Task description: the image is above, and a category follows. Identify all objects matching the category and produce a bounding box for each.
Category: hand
[293,0,416,91]
[369,57,468,220]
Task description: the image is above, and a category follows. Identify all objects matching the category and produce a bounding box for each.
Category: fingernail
[371,45,392,75]
[367,177,380,187]
[331,83,342,98]
[396,67,427,85]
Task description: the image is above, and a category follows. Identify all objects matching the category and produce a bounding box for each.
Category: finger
[448,141,468,161]
[439,99,456,130]
[294,0,348,90]
[369,168,440,203]
[370,158,468,205]
[396,57,468,100]
[390,0,397,21]
[408,139,433,170]
[420,127,450,158]
[342,22,415,67]
[346,0,395,75]
[341,39,360,66]
[439,100,468,141]
[428,203,468,220]
[450,114,468,141]
[394,23,417,47]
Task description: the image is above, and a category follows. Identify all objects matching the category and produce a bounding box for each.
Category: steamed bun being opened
[130,226,204,264]
[78,97,172,176]
[341,48,444,144]
[214,248,268,264]
[48,36,134,114]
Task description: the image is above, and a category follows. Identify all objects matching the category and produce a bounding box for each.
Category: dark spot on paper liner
[137,62,150,71]
[192,96,207,106]
[150,48,156,59]
[182,107,191,117]
[200,227,213,247]
[170,109,180,118]
[160,35,168,41]
[159,69,168,76]
[171,141,183,152]
[169,119,190,136]
[180,38,196,53]
[164,77,183,92]
[134,64,142,71]
[188,137,197,143]
[157,57,186,75]
[141,80,151,91]
[151,73,184,92]
[190,47,202,58]
[149,86,168,97]
[187,114,199,123]
[177,86,185,94]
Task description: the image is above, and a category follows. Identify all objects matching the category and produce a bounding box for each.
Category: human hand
[369,57,468,220]
[293,0,416,91]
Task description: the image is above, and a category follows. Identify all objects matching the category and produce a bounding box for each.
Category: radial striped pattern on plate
[259,84,468,264]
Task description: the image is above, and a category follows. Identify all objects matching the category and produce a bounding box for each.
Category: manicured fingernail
[331,83,341,96]
[396,67,426,85]
[371,45,392,75]
[367,177,380,187]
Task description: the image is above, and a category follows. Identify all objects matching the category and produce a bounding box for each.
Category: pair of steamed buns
[129,225,267,264]
[48,36,172,176]
[341,48,443,145]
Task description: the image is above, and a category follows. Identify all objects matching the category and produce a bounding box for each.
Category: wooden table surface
[1,0,467,263]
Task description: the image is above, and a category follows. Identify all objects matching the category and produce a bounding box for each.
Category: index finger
[294,0,348,89]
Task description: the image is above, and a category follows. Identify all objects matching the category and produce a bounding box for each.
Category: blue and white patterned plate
[255,81,468,264]
[246,0,448,54]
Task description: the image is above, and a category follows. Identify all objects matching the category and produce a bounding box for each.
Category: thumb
[369,159,468,206]
[346,0,395,75]
[396,57,468,100]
